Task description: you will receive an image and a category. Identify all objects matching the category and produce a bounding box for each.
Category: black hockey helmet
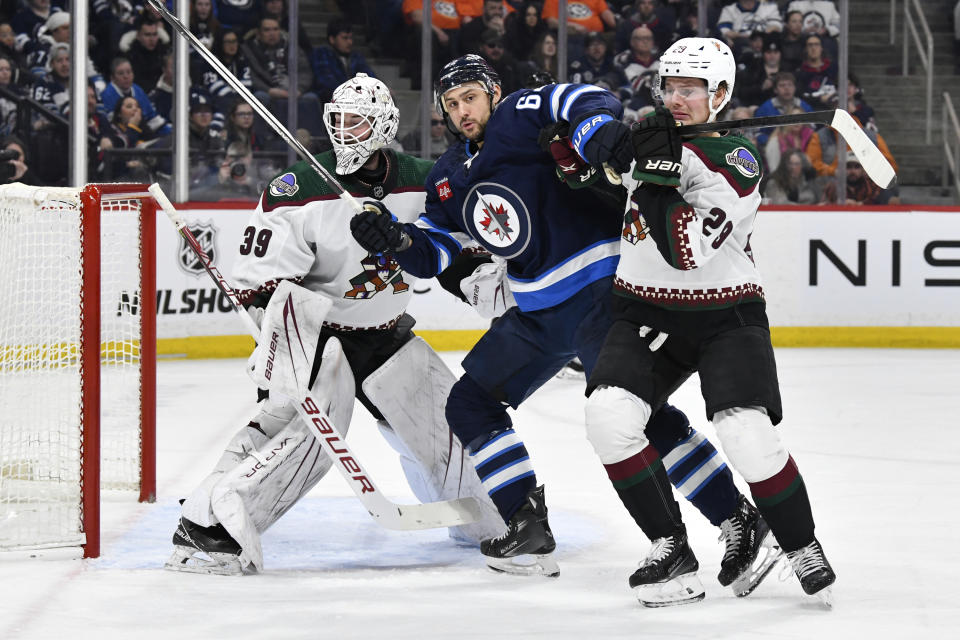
[434,54,501,120]
[523,70,556,89]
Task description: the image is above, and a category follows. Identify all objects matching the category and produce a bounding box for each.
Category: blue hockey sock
[660,428,739,527]
[469,429,537,521]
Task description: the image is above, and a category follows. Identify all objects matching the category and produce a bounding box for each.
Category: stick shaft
[680,110,836,135]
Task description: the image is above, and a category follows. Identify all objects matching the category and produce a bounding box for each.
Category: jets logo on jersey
[462,182,531,258]
[725,147,760,178]
[269,172,299,197]
[435,177,452,201]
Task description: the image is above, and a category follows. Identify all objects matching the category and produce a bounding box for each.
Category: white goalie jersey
[232,149,434,329]
[617,135,765,310]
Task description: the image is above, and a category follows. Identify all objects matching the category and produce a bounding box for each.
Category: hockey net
[0,183,156,558]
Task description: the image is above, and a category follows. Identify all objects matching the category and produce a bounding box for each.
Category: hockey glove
[349,202,411,254]
[578,116,634,174]
[537,122,599,189]
[630,106,683,187]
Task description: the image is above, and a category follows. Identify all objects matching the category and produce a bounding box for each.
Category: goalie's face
[442,81,501,141]
[330,112,373,146]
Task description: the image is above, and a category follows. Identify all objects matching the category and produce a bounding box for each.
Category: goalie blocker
[168,283,502,575]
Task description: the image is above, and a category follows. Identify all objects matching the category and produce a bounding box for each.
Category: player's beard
[459,116,487,141]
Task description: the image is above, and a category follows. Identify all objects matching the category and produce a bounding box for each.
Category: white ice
[1,348,959,639]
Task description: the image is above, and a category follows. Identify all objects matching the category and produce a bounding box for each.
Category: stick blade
[830,109,897,189]
[370,496,485,530]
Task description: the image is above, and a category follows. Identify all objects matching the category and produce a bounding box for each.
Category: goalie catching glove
[630,106,683,187]
[349,201,411,254]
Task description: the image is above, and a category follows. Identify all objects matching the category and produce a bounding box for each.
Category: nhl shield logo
[178,221,217,275]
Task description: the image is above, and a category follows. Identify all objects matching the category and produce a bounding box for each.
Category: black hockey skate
[165,516,251,576]
[480,485,559,577]
[629,527,705,607]
[718,496,783,597]
[785,538,836,606]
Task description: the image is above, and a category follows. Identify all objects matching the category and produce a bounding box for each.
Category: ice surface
[1,349,958,639]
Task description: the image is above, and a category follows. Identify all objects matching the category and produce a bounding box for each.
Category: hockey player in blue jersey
[350,55,777,594]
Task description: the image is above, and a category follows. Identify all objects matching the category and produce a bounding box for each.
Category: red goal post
[0,183,156,559]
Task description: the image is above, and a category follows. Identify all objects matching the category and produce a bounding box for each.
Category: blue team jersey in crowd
[393,83,626,312]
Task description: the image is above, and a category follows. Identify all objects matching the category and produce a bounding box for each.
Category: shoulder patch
[269,172,299,198]
[724,147,760,179]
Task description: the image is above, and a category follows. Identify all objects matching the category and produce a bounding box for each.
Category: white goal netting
[0,184,147,552]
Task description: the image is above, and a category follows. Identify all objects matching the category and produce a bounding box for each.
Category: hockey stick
[149,184,484,530]
[144,0,362,213]
[681,109,897,189]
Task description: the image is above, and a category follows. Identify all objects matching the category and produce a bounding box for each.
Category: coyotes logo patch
[344,254,409,299]
[623,201,649,245]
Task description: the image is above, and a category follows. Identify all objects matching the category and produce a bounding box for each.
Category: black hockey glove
[630,106,683,187]
[537,121,599,189]
[577,116,634,174]
[349,201,410,254]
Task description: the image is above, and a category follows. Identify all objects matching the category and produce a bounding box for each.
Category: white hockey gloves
[459,257,516,319]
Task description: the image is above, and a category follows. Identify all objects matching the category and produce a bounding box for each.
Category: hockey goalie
[165,75,504,576]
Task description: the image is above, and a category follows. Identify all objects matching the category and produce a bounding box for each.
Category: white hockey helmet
[656,37,736,123]
[323,73,400,175]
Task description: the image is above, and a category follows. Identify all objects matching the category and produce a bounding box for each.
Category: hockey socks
[748,456,815,552]
[605,444,683,540]
[654,426,740,527]
[469,429,537,521]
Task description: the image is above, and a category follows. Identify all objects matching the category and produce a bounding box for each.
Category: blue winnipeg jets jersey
[393,83,625,311]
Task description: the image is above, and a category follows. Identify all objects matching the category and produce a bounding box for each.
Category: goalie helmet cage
[0,183,157,559]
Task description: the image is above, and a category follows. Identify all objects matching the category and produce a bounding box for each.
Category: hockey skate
[165,517,253,576]
[629,527,705,607]
[480,485,559,577]
[555,358,585,380]
[784,538,836,607]
[717,496,783,597]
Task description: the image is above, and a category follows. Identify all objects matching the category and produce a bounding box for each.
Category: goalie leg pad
[712,406,788,483]
[194,337,356,572]
[584,385,652,464]
[363,337,505,544]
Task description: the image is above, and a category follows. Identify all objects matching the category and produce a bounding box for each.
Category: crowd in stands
[0,0,897,204]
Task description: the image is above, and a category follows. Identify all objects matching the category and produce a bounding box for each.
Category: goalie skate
[481,485,559,578]
[164,517,253,576]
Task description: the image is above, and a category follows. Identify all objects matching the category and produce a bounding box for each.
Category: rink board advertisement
[155,207,960,352]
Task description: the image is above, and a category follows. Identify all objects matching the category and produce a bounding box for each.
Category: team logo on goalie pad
[178,221,218,276]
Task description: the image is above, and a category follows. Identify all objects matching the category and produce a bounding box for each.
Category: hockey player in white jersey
[582,37,836,606]
[165,74,504,576]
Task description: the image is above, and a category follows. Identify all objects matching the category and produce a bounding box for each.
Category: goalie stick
[148,184,484,531]
[681,108,897,189]
[144,0,363,214]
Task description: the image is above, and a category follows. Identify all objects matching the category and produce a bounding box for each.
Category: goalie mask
[323,73,400,175]
[434,54,501,132]
[655,37,735,123]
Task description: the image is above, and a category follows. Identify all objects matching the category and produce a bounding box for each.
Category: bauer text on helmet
[655,38,735,124]
[323,73,400,175]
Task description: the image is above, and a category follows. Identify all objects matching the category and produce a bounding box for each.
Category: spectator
[846,72,876,132]
[0,134,38,184]
[185,90,224,189]
[461,0,507,55]
[105,95,150,181]
[401,0,462,88]
[504,1,548,63]
[194,141,262,201]
[753,71,812,148]
[31,40,69,116]
[542,0,616,35]
[149,53,173,121]
[100,56,172,138]
[806,113,898,180]
[763,104,815,172]
[717,0,782,55]
[262,0,313,56]
[780,9,805,71]
[191,0,222,50]
[0,55,24,137]
[311,18,377,104]
[615,0,676,54]
[823,159,900,205]
[225,97,282,160]
[12,0,60,38]
[400,107,457,159]
[568,31,614,86]
[736,33,784,108]
[0,23,27,80]
[529,31,559,79]
[762,147,820,204]
[216,0,263,34]
[242,16,322,134]
[611,25,659,110]
[201,29,254,112]
[955,1,960,73]
[795,32,837,111]
[478,28,522,94]
[786,0,840,38]
[87,84,113,179]
[120,15,170,94]
[90,1,141,80]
